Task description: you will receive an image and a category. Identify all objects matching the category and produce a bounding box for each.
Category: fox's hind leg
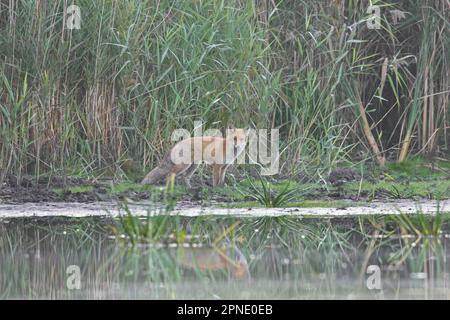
[168,163,191,185]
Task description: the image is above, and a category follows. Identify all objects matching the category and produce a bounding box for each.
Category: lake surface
[1,212,449,299]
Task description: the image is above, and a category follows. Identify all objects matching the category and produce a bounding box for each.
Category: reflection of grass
[115,208,172,246]
[358,206,449,279]
[387,205,446,274]
[221,200,362,209]
[114,175,178,245]
[391,206,444,238]
[2,209,450,298]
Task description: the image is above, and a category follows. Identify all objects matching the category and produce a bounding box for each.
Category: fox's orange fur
[141,129,247,187]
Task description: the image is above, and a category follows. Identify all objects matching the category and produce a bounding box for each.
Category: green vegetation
[0,1,448,183]
[386,158,450,181]
[43,157,450,205]
[343,180,450,200]
[52,185,94,195]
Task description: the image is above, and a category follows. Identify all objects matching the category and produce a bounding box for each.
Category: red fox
[175,244,250,278]
[141,128,247,187]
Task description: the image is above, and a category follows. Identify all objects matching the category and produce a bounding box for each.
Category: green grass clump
[237,177,303,207]
[343,180,450,200]
[386,158,450,181]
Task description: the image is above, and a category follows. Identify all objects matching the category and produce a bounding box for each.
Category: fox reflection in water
[174,244,250,279]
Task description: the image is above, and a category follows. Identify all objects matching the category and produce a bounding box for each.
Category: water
[0,214,449,299]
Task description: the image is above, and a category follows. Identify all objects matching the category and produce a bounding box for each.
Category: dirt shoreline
[0,199,448,218]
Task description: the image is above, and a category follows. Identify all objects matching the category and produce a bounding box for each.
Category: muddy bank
[0,199,448,218]
[2,166,449,205]
[0,175,102,203]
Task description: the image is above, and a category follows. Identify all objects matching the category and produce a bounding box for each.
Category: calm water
[0,215,449,299]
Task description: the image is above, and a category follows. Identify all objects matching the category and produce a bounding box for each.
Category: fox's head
[228,128,246,144]
[226,128,247,158]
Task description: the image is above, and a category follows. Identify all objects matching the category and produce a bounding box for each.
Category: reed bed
[0,0,448,181]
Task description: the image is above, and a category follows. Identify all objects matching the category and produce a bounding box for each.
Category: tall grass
[0,0,448,181]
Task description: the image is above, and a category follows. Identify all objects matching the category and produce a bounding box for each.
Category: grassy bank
[0,0,448,182]
[0,156,447,204]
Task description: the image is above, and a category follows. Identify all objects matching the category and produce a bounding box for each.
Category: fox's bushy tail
[141,166,169,184]
[141,152,174,185]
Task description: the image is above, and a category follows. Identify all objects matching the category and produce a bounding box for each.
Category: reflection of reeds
[359,205,448,297]
[1,213,449,299]
[0,1,448,182]
[388,205,446,277]
[115,193,250,278]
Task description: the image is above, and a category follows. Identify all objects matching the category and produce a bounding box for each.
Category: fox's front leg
[182,163,199,188]
[217,165,229,186]
[212,164,222,187]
